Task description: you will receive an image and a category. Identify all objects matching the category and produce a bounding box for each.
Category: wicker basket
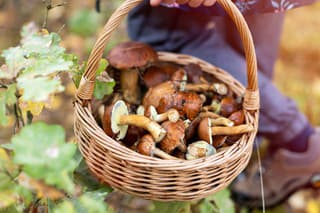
[74,0,259,201]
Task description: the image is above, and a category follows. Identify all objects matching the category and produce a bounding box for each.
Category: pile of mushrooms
[99,41,253,160]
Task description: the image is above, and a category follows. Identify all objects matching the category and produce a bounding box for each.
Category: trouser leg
[127,5,310,146]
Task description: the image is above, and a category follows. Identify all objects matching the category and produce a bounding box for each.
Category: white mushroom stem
[210,124,254,135]
[119,115,166,142]
[184,83,228,95]
[210,117,234,127]
[149,106,179,123]
[136,105,145,115]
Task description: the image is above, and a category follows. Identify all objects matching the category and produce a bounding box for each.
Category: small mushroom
[143,81,176,109]
[220,97,239,117]
[184,63,203,83]
[198,117,253,146]
[184,82,228,96]
[137,134,178,160]
[157,91,203,120]
[145,106,180,123]
[228,110,245,125]
[160,120,187,153]
[171,68,187,91]
[107,41,158,104]
[186,141,216,160]
[111,100,166,141]
[203,97,239,117]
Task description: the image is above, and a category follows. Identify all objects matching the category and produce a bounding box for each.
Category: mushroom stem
[137,134,178,160]
[119,115,166,142]
[120,69,140,104]
[152,148,178,160]
[210,117,234,127]
[184,83,228,95]
[211,124,254,135]
[199,111,220,119]
[148,106,180,123]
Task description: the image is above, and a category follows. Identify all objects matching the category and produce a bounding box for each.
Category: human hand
[150,0,216,8]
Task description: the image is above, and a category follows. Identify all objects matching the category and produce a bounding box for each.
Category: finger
[150,0,162,6]
[188,0,204,7]
[203,0,216,6]
[176,0,189,4]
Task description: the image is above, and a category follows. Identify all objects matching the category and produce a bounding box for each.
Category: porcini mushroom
[137,134,178,160]
[145,106,180,123]
[186,141,216,160]
[198,117,253,146]
[157,91,203,120]
[111,100,166,142]
[107,41,158,104]
[203,97,239,117]
[160,120,187,153]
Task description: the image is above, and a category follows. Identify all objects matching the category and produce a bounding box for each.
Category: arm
[150,0,216,7]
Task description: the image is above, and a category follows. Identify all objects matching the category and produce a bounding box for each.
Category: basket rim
[74,51,259,170]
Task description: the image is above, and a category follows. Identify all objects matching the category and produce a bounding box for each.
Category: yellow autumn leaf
[0,191,17,208]
[307,199,320,213]
[19,101,44,116]
[18,173,65,200]
[0,147,16,173]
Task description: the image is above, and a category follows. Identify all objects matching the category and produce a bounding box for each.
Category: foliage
[0,24,114,212]
[68,9,102,37]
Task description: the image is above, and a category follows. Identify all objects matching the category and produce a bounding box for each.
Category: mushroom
[184,82,228,96]
[171,68,187,91]
[203,97,239,117]
[142,66,171,88]
[145,106,180,123]
[228,110,245,125]
[106,41,158,104]
[184,63,203,83]
[157,91,203,120]
[186,141,216,160]
[210,117,234,127]
[137,134,178,160]
[142,81,176,109]
[198,117,253,146]
[111,100,166,142]
[160,120,187,153]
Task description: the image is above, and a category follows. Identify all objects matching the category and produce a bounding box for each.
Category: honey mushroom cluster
[100,41,254,160]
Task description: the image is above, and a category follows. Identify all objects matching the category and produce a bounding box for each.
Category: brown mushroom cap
[228,110,245,125]
[160,120,186,153]
[106,41,158,69]
[137,134,155,156]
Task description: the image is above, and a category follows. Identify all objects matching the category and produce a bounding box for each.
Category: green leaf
[0,47,27,79]
[17,77,64,102]
[0,84,17,126]
[53,200,75,213]
[11,122,77,193]
[96,59,108,76]
[200,189,235,213]
[93,80,115,100]
[151,201,191,213]
[68,9,102,37]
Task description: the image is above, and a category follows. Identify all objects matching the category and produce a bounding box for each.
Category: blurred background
[0,0,319,212]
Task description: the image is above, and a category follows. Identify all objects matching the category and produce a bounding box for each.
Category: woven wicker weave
[74,0,259,201]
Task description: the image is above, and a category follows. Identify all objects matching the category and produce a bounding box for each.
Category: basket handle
[76,0,259,111]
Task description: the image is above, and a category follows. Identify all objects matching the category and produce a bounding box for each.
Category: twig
[42,0,67,29]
